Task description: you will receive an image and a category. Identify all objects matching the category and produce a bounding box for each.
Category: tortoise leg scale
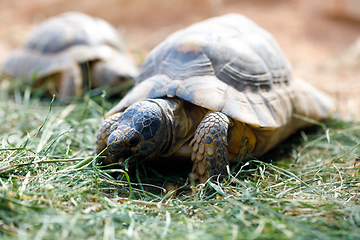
[190,111,231,183]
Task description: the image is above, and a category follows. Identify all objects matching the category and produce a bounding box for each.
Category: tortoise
[95,14,335,183]
[0,11,138,98]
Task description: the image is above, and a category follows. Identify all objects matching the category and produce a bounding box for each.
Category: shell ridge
[260,91,281,126]
[241,33,290,87]
[246,90,280,128]
[161,50,214,80]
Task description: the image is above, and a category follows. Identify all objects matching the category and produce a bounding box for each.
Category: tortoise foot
[190,111,230,183]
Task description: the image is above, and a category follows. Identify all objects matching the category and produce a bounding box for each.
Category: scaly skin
[189,112,231,183]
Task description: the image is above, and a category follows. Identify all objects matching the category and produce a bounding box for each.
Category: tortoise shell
[1,11,136,80]
[106,13,333,132]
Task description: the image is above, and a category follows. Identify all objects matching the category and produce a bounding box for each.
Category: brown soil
[1,0,359,119]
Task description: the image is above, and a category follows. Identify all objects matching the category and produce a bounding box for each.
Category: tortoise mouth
[118,155,135,170]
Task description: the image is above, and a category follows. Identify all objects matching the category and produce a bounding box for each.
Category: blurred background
[0,0,359,119]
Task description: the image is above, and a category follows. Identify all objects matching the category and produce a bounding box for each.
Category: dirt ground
[0,0,359,119]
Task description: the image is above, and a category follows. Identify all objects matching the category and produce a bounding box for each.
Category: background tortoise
[96,14,335,183]
[0,11,139,98]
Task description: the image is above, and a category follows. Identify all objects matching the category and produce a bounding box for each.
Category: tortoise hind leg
[190,111,231,183]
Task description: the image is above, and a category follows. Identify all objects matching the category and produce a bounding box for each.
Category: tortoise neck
[148,97,208,157]
[146,98,179,156]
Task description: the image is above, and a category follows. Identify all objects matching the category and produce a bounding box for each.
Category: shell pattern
[107,14,333,132]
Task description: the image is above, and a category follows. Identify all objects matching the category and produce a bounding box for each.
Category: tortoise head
[91,56,138,89]
[107,100,172,168]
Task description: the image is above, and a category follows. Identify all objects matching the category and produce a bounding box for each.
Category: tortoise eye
[128,136,140,147]
[124,129,140,147]
[117,76,128,82]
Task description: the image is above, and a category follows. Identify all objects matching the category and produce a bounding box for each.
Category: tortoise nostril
[110,122,119,132]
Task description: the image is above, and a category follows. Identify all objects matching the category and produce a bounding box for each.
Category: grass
[1,85,360,240]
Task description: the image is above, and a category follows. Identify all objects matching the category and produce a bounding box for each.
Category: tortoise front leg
[190,111,231,183]
[58,64,83,98]
[95,112,123,166]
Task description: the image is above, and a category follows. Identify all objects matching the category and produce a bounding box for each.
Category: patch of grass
[1,86,360,239]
